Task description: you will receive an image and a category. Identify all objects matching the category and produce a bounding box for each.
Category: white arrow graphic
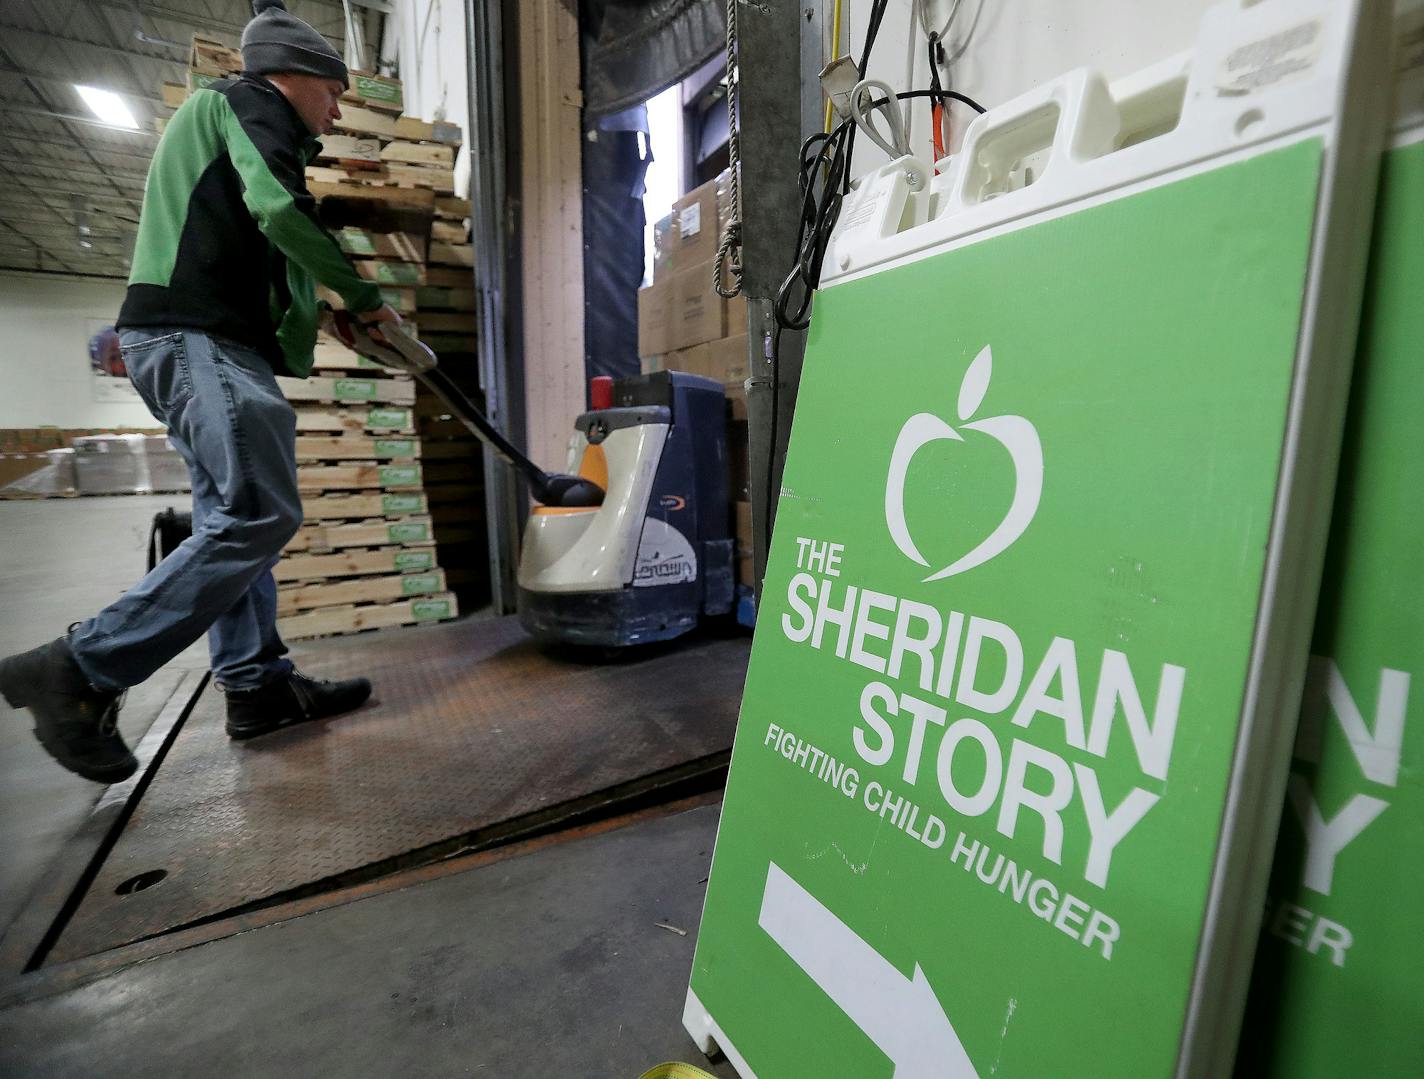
[758,862,979,1078]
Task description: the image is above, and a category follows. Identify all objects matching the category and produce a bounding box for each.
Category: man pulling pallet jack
[0,0,404,783]
[1,0,735,784]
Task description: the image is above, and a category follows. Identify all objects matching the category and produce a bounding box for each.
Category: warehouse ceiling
[0,0,355,279]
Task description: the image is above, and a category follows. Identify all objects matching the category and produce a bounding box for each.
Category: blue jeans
[70,330,303,692]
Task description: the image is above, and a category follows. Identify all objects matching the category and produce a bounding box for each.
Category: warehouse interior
[0,1,1419,1077]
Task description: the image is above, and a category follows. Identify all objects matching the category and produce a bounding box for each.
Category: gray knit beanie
[241,0,349,87]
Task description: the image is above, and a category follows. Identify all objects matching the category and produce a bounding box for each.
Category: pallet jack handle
[324,309,603,508]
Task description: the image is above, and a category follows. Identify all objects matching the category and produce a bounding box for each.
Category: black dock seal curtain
[581,0,727,121]
[579,0,726,388]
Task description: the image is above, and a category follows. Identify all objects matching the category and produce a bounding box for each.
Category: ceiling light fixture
[75,85,139,130]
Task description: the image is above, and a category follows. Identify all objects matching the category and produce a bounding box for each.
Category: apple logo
[885,345,1043,582]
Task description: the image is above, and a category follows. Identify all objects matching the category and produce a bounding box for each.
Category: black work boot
[225,669,372,740]
[0,637,137,784]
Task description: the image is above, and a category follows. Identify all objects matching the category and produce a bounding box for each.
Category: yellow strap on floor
[638,1064,720,1079]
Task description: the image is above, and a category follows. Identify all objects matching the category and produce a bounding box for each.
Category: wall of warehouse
[0,272,158,430]
[840,0,1217,172]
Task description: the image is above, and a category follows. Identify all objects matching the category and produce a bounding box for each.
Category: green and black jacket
[118,73,382,377]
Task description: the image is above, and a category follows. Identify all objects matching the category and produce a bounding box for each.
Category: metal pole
[465,0,522,613]
[739,0,823,598]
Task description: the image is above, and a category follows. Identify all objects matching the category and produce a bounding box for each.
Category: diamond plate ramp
[49,617,749,963]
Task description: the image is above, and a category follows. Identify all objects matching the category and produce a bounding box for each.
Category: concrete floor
[0,495,207,937]
[0,495,739,1078]
[0,804,737,1079]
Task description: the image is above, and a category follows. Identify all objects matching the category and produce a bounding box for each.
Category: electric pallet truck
[327,312,735,647]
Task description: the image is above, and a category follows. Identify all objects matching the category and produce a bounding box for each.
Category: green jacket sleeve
[218,96,383,314]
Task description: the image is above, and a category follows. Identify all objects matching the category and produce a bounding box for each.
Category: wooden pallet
[190,35,241,77]
[394,116,462,145]
[278,591,458,639]
[354,259,426,285]
[335,227,425,262]
[431,220,469,244]
[293,405,415,435]
[295,435,422,462]
[343,71,403,114]
[300,491,429,520]
[434,196,472,220]
[278,375,416,405]
[421,333,478,354]
[277,570,447,614]
[296,462,423,492]
[429,242,474,268]
[316,134,383,164]
[309,340,383,374]
[308,180,434,210]
[332,104,401,140]
[286,515,435,554]
[418,312,474,333]
[424,266,472,288]
[275,545,439,583]
[381,141,455,167]
[316,284,417,316]
[416,285,476,311]
[384,163,456,193]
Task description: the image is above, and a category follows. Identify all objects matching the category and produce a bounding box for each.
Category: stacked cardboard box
[637,170,748,403]
[637,169,755,588]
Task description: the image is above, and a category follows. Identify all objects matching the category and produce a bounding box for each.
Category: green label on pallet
[188,71,221,92]
[689,141,1329,1079]
[412,597,452,621]
[367,408,412,430]
[388,521,431,543]
[338,228,376,256]
[1236,135,1424,1079]
[334,378,377,401]
[373,439,416,458]
[382,493,424,515]
[375,263,422,286]
[355,73,402,108]
[394,550,435,572]
[401,572,440,596]
[378,465,420,487]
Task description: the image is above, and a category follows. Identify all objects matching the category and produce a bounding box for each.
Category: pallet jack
[328,313,735,647]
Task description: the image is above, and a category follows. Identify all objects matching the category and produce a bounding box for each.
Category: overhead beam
[3,162,149,185]
[0,187,139,207]
[4,102,160,138]
[81,0,345,49]
[0,211,131,235]
[0,62,167,107]
[0,20,185,71]
[0,132,155,164]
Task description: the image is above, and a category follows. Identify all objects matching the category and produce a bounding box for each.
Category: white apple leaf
[958,345,992,421]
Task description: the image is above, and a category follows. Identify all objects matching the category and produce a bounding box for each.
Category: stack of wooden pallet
[275,338,459,639]
[309,96,486,610]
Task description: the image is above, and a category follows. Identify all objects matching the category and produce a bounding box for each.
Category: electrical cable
[763,0,892,554]
[927,33,948,160]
